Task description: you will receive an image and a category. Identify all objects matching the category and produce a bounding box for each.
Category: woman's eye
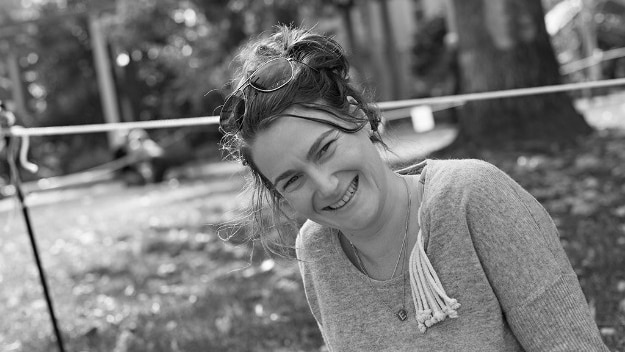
[319,140,335,156]
[283,175,300,189]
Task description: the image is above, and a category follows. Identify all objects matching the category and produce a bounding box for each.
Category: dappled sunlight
[1,0,624,350]
[2,127,625,350]
[0,167,324,351]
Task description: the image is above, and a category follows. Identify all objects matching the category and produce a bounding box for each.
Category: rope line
[9,116,219,137]
[6,77,625,137]
[561,47,625,75]
[377,77,625,111]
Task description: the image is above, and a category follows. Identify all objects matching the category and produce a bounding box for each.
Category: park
[1,0,625,351]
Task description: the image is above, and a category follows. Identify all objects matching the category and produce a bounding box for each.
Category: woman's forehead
[266,102,352,128]
[250,116,335,179]
[255,115,334,153]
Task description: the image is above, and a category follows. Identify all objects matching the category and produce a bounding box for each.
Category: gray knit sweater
[296,159,608,352]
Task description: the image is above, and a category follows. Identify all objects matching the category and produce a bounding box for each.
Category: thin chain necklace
[348,176,412,321]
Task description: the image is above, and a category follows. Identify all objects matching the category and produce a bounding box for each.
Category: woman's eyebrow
[272,129,335,186]
[305,129,336,161]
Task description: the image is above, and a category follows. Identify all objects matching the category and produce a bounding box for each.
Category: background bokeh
[0,0,624,351]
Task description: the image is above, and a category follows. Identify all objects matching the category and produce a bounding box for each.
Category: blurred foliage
[411,16,458,98]
[549,0,625,71]
[412,0,625,100]
[1,0,624,176]
[0,0,339,177]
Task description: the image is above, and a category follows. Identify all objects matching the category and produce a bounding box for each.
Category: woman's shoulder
[425,158,507,189]
[417,159,519,230]
[418,158,519,213]
[398,158,501,179]
[295,220,335,259]
[298,219,327,238]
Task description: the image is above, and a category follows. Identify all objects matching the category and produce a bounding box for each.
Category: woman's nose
[311,170,339,197]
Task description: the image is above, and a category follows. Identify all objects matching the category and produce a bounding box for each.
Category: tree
[446,0,592,151]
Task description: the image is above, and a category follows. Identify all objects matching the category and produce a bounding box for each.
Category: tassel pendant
[408,211,460,333]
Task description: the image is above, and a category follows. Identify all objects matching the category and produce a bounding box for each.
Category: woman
[219,26,609,351]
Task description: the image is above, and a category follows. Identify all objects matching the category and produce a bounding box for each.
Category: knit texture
[296,159,608,352]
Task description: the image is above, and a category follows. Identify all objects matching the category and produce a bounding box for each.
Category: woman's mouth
[325,176,359,211]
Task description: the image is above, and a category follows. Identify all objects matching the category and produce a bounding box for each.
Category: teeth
[328,177,358,210]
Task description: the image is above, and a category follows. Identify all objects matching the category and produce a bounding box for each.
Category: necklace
[348,176,412,321]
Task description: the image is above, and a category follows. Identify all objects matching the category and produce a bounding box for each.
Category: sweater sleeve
[464,161,608,352]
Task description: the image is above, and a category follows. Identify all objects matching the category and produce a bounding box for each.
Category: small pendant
[396,309,408,321]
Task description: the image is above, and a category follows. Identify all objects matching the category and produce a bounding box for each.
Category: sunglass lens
[249,58,293,91]
[219,94,245,132]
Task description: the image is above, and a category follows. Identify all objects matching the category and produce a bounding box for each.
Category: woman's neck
[341,173,416,279]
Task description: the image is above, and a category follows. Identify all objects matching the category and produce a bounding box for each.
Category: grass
[0,175,323,352]
[1,128,624,351]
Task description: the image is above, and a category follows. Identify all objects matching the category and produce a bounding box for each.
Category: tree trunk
[448,0,592,150]
[377,0,402,99]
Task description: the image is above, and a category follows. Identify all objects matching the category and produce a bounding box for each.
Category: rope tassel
[408,210,460,333]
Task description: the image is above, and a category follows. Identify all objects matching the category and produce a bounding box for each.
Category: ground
[0,96,624,351]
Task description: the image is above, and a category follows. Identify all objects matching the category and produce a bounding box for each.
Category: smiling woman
[250,106,392,234]
[218,26,609,351]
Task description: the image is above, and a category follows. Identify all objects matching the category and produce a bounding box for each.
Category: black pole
[6,137,67,352]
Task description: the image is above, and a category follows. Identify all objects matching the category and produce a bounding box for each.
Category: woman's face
[250,105,392,232]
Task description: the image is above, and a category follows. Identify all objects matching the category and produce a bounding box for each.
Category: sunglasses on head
[219,57,315,133]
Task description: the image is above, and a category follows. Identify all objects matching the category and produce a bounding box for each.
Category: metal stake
[6,135,66,352]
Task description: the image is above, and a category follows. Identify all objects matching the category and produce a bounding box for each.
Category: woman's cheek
[285,190,313,215]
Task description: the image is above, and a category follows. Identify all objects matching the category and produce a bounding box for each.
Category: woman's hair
[219,25,385,258]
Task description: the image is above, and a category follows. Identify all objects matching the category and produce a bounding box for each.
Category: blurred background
[0,0,624,351]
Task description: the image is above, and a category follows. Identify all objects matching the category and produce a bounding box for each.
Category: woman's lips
[325,176,359,211]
